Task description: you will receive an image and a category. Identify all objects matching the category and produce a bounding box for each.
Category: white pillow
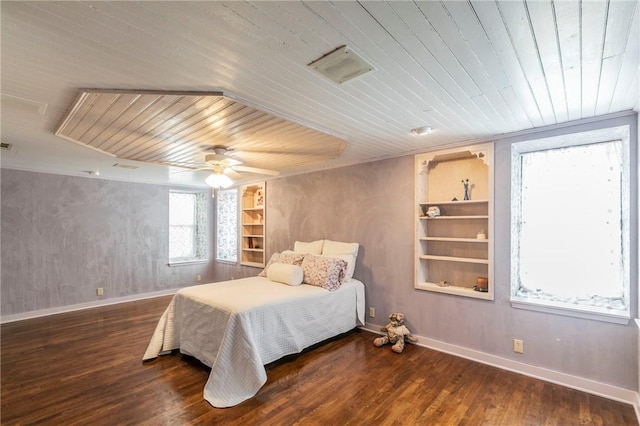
[267,262,304,286]
[293,240,324,255]
[321,240,359,280]
[322,240,359,257]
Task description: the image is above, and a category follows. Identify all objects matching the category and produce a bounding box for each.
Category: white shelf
[419,255,489,264]
[421,237,488,243]
[421,215,488,220]
[419,199,489,205]
[415,281,493,300]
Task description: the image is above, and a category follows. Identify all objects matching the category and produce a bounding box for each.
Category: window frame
[510,125,632,324]
[168,190,209,266]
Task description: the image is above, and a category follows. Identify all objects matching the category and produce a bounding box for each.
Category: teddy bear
[373,312,417,353]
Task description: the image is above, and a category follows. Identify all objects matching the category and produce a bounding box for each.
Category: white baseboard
[362,323,639,410]
[0,288,179,324]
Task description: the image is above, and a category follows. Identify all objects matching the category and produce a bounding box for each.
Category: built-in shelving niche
[415,144,494,300]
[240,182,266,268]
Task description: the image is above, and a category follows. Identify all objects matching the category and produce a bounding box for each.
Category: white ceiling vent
[308,46,374,84]
[112,163,139,170]
[1,93,48,115]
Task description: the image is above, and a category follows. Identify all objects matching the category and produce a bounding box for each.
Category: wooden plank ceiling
[55,90,346,171]
[0,1,638,185]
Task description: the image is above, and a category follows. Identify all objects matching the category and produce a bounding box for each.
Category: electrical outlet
[96,287,104,296]
[369,307,375,318]
[196,275,202,282]
[513,339,524,354]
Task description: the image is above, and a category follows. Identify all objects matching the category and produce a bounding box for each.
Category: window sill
[510,297,630,325]
[168,259,208,267]
[216,259,238,266]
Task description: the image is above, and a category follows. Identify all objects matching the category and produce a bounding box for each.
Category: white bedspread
[143,276,365,407]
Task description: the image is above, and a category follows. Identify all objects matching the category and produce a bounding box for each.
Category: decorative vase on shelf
[462,179,470,200]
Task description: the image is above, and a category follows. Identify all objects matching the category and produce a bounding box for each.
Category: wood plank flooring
[1,296,637,425]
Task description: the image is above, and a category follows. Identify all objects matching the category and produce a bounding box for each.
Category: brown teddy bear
[373,312,417,353]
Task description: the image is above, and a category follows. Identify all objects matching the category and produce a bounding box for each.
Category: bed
[142,240,365,408]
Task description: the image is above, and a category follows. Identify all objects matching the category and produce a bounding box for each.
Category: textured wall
[214,113,638,391]
[1,170,214,315]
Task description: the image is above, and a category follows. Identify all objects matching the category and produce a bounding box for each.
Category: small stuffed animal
[373,312,417,353]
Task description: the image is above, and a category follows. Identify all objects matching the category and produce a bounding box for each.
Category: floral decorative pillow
[258,251,305,277]
[301,254,347,291]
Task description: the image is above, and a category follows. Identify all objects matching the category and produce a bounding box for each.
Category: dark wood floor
[1,296,637,426]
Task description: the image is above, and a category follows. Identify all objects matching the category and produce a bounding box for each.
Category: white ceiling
[1,1,638,188]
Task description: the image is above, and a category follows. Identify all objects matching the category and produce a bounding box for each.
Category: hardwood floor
[1,296,637,425]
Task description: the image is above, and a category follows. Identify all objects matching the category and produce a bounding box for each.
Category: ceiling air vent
[0,142,13,150]
[112,163,139,170]
[308,46,374,84]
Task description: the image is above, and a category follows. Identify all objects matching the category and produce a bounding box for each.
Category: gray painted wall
[1,170,214,315]
[215,112,638,391]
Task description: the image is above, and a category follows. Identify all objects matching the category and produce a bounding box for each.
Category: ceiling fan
[194,146,280,188]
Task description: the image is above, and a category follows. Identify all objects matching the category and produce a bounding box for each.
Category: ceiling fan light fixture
[205,173,233,189]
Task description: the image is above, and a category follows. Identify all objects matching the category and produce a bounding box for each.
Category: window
[510,125,631,324]
[169,191,208,263]
[216,188,238,263]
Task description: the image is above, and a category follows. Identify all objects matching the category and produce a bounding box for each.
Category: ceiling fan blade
[224,168,242,180]
[234,165,280,176]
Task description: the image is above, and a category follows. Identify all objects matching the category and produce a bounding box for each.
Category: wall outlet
[96,287,104,296]
[369,307,375,318]
[513,339,524,354]
[196,274,202,282]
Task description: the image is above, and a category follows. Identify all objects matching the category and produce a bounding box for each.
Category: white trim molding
[0,288,180,324]
[362,323,638,411]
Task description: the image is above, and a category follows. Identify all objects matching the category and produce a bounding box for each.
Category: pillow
[301,254,347,291]
[321,240,359,280]
[266,263,304,286]
[258,251,305,277]
[293,240,324,255]
[322,239,359,257]
[324,253,356,281]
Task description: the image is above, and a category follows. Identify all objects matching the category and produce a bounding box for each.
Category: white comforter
[143,276,365,407]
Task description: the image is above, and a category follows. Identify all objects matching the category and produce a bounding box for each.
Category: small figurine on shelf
[254,188,264,207]
[462,178,471,200]
[426,206,440,217]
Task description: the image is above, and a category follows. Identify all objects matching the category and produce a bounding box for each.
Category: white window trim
[510,125,631,325]
[168,259,208,267]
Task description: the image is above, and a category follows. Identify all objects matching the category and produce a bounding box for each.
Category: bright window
[510,126,631,323]
[169,191,208,263]
[216,188,238,263]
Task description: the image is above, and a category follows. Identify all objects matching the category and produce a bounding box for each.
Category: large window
[169,191,208,263]
[216,188,238,262]
[510,126,631,323]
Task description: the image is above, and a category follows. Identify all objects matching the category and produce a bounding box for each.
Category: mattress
[143,276,365,407]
